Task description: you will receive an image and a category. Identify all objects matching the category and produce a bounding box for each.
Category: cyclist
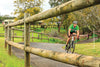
[65,21,79,50]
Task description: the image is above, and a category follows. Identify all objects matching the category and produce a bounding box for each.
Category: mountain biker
[65,21,79,50]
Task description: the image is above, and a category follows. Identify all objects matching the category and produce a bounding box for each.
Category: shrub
[48,29,59,37]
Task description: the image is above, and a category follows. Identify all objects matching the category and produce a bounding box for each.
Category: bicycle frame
[66,35,76,53]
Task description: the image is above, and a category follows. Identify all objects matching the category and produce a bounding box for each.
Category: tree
[49,0,70,32]
[63,4,100,38]
[13,0,43,21]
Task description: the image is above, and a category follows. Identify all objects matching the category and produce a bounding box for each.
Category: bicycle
[65,35,78,53]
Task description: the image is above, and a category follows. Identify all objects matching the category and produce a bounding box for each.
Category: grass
[0,37,25,67]
[63,42,100,57]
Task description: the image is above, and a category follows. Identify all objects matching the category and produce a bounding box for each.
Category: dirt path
[12,42,77,67]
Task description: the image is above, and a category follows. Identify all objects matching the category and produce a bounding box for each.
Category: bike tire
[70,41,75,53]
[66,40,71,53]
[67,41,75,53]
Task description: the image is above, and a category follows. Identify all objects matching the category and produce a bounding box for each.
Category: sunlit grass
[0,37,25,67]
[63,42,100,57]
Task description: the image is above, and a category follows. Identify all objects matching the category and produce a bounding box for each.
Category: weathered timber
[5,0,100,27]
[5,27,7,48]
[8,26,11,55]
[5,40,24,50]
[24,13,30,67]
[5,40,100,67]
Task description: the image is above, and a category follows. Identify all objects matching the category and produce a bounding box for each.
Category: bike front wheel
[67,41,75,53]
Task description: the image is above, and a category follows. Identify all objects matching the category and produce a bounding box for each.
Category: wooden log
[5,27,7,48]
[24,13,30,67]
[12,29,14,42]
[32,32,33,42]
[48,37,49,42]
[41,33,42,41]
[12,36,24,38]
[5,40,24,50]
[38,34,39,39]
[22,32,24,41]
[5,40,100,67]
[11,28,24,31]
[8,26,12,56]
[5,0,100,27]
[11,28,49,35]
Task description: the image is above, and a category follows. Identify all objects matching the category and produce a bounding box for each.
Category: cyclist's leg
[66,37,71,45]
[66,32,72,46]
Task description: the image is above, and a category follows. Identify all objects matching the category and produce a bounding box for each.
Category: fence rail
[4,0,100,67]
[0,33,4,37]
[11,28,49,42]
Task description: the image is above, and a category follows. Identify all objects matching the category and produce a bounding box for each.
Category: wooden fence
[11,28,49,42]
[4,0,100,67]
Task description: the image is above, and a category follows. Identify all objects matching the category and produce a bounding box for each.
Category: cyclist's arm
[77,26,79,38]
[68,29,71,36]
[77,30,79,37]
[68,24,73,37]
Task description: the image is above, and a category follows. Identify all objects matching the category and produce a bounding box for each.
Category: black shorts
[67,32,76,37]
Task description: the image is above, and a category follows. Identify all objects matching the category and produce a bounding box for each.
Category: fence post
[5,27,7,48]
[41,33,42,41]
[23,32,24,41]
[12,29,14,42]
[32,32,33,42]
[24,13,30,67]
[8,26,11,56]
[48,36,49,42]
[38,34,39,39]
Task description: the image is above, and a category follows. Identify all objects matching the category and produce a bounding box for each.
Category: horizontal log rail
[6,40,100,67]
[11,28,49,35]
[12,36,49,40]
[5,0,100,27]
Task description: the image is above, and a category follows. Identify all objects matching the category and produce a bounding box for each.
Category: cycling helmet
[73,21,78,24]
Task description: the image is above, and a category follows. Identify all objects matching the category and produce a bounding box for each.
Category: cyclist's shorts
[67,32,76,37]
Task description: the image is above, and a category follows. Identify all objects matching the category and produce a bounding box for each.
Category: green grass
[63,42,100,57]
[0,37,26,67]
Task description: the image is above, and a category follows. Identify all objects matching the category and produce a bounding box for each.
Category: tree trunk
[58,14,65,32]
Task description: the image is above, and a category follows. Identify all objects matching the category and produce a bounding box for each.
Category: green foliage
[13,0,43,21]
[0,16,15,23]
